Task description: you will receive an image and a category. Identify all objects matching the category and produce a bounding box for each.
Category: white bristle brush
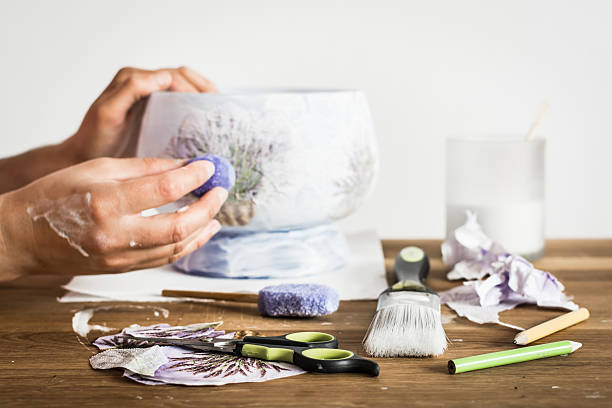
[363,246,447,357]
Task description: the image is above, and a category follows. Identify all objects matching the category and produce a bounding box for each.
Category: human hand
[0,157,227,281]
[62,66,218,163]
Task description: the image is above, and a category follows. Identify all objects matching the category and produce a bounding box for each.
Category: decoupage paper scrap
[440,211,578,329]
[90,323,305,386]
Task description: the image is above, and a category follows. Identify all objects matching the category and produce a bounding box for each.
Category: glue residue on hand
[27,192,96,257]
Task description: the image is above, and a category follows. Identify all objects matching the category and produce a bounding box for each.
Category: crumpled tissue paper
[440,211,578,330]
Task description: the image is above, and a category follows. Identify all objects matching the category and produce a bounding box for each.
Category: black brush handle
[238,343,380,376]
[293,352,380,377]
[394,246,430,284]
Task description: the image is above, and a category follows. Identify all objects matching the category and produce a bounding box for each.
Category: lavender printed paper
[93,322,228,350]
[123,322,227,340]
[122,346,302,386]
[91,323,305,386]
[440,211,578,329]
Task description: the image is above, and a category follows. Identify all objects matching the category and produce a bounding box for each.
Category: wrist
[0,193,22,281]
[0,142,82,194]
[56,136,85,166]
[0,192,37,281]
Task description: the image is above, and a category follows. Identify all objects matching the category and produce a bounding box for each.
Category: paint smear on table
[72,305,169,337]
[441,314,456,324]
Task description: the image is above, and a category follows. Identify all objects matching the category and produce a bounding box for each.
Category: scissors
[123,331,380,376]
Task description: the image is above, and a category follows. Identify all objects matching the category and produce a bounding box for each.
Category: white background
[1,0,610,238]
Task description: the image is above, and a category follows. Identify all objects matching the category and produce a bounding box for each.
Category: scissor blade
[174,343,236,353]
[120,335,237,350]
[124,335,235,344]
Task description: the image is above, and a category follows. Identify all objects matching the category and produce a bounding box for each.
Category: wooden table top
[1,239,610,407]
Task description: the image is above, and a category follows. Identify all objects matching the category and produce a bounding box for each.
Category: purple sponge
[257,284,340,317]
[187,154,236,197]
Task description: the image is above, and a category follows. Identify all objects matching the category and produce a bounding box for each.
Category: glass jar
[446,136,546,260]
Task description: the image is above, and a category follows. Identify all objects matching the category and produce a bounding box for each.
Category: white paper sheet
[59,230,386,302]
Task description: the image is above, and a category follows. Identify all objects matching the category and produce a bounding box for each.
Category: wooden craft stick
[162,289,259,303]
[513,308,590,345]
[525,100,550,141]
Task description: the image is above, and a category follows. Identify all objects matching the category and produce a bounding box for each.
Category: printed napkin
[90,323,305,386]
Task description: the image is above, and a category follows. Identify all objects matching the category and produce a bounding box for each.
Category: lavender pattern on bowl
[163,106,289,203]
[137,90,378,230]
[161,104,291,226]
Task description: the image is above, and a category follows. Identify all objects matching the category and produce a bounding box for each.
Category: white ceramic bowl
[136,89,378,231]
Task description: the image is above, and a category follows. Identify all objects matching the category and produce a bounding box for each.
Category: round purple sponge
[257,284,340,317]
[187,154,236,197]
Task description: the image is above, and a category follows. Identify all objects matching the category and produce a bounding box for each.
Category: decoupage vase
[136,90,378,278]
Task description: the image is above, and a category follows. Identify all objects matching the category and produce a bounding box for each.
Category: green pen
[448,340,582,374]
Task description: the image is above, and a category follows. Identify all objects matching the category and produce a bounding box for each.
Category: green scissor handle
[237,332,379,376]
[243,331,338,349]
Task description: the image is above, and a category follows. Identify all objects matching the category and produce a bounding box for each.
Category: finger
[102,67,153,96]
[168,70,199,93]
[102,70,172,120]
[125,220,221,266]
[119,160,216,213]
[82,157,186,180]
[123,220,221,270]
[161,219,221,263]
[126,186,227,247]
[114,222,207,264]
[105,67,137,92]
[114,67,199,93]
[113,67,147,86]
[93,220,212,272]
[177,66,218,93]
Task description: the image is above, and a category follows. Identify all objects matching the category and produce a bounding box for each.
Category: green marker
[448,340,582,374]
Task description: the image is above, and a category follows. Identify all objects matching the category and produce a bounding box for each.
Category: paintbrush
[362,246,447,357]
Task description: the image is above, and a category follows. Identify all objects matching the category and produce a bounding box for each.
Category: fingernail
[215,188,228,203]
[189,159,215,175]
[156,71,172,87]
[205,220,222,235]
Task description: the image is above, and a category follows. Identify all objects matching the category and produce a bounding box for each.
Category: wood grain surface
[0,240,610,407]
